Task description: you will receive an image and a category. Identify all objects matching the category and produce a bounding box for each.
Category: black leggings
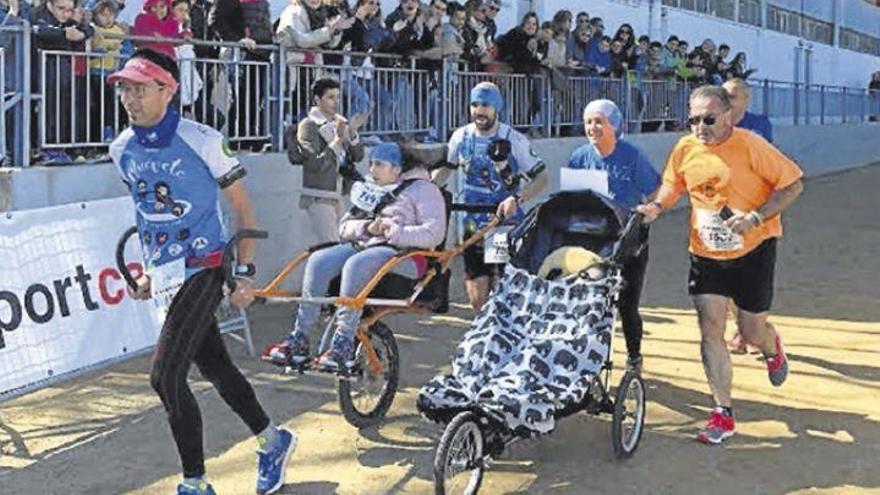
[618,244,650,359]
[150,268,270,478]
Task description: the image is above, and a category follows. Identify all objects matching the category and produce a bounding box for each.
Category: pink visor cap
[107,57,179,93]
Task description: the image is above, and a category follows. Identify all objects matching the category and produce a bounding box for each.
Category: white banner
[0,197,159,397]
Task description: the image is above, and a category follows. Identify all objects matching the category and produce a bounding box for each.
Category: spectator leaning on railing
[276,0,352,70]
[724,51,756,80]
[385,0,434,62]
[89,0,127,143]
[568,23,593,73]
[30,0,95,164]
[132,0,179,57]
[461,0,492,67]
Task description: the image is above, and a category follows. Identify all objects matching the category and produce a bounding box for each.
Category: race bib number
[350,181,391,213]
[695,208,744,252]
[484,226,512,264]
[148,257,186,326]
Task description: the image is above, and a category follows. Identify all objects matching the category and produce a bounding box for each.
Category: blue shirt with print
[567,139,660,209]
[110,110,245,276]
[448,123,544,235]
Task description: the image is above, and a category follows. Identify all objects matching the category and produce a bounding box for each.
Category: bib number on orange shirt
[695,208,744,252]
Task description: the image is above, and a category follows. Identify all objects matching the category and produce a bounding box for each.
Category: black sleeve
[210,0,245,41]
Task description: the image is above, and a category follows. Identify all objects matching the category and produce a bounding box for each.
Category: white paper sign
[695,208,744,252]
[560,168,610,196]
[148,258,186,325]
[484,226,512,264]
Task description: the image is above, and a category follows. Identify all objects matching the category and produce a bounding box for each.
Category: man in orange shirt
[637,85,803,445]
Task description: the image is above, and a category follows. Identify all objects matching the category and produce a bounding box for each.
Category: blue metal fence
[2,23,877,167]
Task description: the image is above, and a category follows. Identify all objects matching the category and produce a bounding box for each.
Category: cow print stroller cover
[418,264,623,434]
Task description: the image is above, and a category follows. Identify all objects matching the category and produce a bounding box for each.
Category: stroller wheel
[434,411,485,495]
[611,371,646,459]
[338,322,399,428]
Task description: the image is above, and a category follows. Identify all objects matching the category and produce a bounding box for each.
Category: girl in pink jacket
[266,142,447,373]
[131,0,179,57]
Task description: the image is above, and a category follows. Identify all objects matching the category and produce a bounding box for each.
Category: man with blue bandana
[108,49,294,495]
[434,81,548,310]
[567,98,660,374]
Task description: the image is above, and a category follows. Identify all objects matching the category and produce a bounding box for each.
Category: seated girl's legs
[329,246,418,356]
[291,243,359,338]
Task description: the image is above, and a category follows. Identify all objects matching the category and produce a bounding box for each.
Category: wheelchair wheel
[611,370,646,459]
[433,411,485,495]
[338,321,399,428]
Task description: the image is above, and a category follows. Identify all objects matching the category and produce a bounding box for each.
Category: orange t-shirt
[662,128,803,260]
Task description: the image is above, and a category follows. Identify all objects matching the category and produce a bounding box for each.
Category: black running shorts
[687,238,777,313]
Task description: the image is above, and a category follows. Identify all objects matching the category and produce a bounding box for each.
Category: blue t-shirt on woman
[567,139,660,209]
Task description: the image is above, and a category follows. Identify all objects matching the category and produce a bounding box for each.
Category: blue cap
[583,99,624,138]
[369,142,402,169]
[470,82,504,114]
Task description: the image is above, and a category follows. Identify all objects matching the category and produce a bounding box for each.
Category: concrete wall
[2,123,878,287]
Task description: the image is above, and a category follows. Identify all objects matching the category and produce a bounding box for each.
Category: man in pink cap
[107,49,295,495]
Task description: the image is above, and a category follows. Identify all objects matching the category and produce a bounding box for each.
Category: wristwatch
[234,263,256,278]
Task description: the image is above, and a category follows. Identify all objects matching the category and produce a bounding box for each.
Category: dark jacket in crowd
[30,5,94,87]
[189,0,217,58]
[496,27,540,73]
[211,0,273,59]
[383,7,433,63]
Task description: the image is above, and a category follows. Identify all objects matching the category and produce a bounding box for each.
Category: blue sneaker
[316,335,357,375]
[176,480,216,495]
[256,428,297,495]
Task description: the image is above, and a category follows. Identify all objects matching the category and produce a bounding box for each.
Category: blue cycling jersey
[109,109,245,275]
[447,123,544,235]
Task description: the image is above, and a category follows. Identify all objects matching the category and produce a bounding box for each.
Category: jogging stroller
[417,190,648,495]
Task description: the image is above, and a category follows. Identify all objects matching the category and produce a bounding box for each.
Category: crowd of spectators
[1,0,770,164]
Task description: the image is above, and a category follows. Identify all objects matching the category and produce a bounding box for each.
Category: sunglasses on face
[687,115,718,126]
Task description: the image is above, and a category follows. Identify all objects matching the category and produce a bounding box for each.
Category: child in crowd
[89,0,126,142]
[132,0,179,57]
[171,0,203,117]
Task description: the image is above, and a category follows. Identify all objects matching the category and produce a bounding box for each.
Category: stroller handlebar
[610,211,646,263]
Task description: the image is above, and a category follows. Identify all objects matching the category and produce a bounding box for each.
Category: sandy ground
[1,164,879,495]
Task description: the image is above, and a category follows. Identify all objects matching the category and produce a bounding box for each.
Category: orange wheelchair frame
[253,215,502,428]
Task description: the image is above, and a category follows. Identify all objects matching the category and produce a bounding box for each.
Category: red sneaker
[696,410,735,445]
[765,334,789,387]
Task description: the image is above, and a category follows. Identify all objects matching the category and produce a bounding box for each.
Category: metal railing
[749,79,880,125]
[2,24,878,167]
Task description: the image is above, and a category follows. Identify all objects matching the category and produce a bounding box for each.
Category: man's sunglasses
[687,115,718,126]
